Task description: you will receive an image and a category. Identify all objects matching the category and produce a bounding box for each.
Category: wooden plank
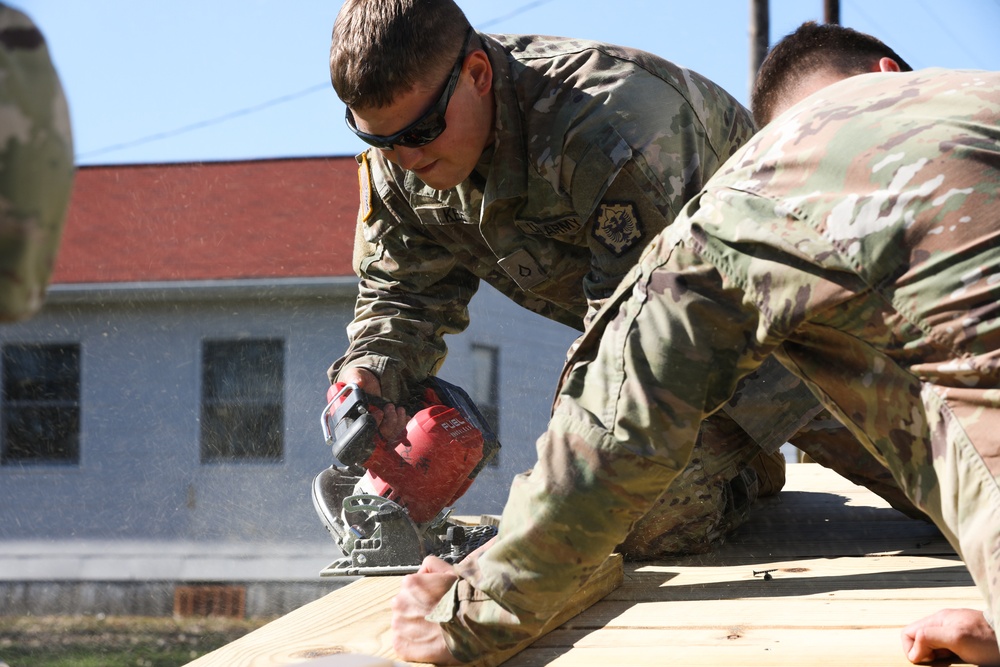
[672,526,952,561]
[188,464,984,667]
[613,555,974,602]
[666,465,952,564]
[468,553,623,667]
[184,554,623,667]
[781,463,885,494]
[497,465,981,667]
[184,576,401,666]
[503,628,967,667]
[574,595,980,629]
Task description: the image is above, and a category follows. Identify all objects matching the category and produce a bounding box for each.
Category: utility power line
[78,83,329,160]
[79,0,557,159]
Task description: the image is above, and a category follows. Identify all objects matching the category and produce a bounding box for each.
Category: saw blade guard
[311,467,497,576]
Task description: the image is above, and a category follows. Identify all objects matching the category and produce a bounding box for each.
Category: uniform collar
[477,32,528,204]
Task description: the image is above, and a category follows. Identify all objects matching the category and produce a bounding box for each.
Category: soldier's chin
[414,162,465,190]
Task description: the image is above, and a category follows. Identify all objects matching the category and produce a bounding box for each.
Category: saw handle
[322,383,383,467]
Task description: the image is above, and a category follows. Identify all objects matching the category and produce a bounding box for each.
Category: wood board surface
[185,553,623,667]
[187,464,981,666]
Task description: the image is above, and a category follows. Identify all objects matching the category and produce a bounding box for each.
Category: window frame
[469,343,500,466]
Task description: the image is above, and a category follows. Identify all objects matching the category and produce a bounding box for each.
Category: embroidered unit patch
[593,202,643,256]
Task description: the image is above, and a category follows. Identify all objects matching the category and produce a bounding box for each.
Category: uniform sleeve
[327,154,479,401]
[581,161,672,314]
[434,226,777,660]
[0,5,74,322]
[577,71,755,325]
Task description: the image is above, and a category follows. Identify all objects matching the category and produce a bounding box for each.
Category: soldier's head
[751,21,912,127]
[330,0,495,190]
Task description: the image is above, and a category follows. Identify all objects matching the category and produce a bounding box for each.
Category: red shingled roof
[51,157,360,284]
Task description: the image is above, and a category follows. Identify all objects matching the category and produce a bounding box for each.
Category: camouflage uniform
[330,33,755,396]
[0,4,74,321]
[430,68,1000,660]
[331,31,797,556]
[331,33,904,557]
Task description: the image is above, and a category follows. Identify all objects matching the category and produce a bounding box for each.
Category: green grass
[0,615,272,667]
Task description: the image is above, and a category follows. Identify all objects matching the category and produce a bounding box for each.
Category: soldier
[746,22,922,516]
[391,27,1000,667]
[750,20,911,127]
[327,0,885,563]
[0,3,74,321]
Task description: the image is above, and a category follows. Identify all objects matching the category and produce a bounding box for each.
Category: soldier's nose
[386,145,424,170]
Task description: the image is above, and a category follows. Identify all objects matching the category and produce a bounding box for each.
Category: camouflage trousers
[617,410,925,560]
[911,384,1000,628]
[789,412,926,522]
[618,362,922,560]
[777,368,1000,632]
[618,411,783,559]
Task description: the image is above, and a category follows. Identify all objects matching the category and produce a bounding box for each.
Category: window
[200,339,284,463]
[469,344,500,466]
[2,343,81,465]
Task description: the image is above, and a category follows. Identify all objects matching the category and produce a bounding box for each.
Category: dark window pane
[201,339,284,463]
[3,344,79,401]
[3,405,80,463]
[2,344,81,465]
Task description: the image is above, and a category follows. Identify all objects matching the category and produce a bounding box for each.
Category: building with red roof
[0,157,576,616]
[51,157,359,297]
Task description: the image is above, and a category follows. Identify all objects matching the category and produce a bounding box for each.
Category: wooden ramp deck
[187,464,980,666]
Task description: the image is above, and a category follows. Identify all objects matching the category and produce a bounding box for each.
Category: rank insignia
[593,202,643,256]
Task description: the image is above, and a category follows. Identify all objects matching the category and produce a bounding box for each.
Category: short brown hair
[751,21,912,126]
[330,0,472,110]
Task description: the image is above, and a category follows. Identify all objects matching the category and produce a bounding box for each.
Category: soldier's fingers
[901,608,1000,666]
[377,404,408,440]
[417,555,455,575]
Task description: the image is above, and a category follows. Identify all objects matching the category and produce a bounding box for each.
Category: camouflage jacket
[432,68,1000,660]
[0,4,74,321]
[330,32,753,400]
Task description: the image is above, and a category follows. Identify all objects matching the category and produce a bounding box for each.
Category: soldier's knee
[748,448,786,497]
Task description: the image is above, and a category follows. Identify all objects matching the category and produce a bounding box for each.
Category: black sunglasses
[346,29,474,150]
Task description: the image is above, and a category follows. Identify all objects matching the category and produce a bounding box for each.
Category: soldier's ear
[467,50,493,97]
[876,57,901,73]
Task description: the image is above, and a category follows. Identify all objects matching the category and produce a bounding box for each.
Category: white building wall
[0,283,578,549]
[444,288,579,516]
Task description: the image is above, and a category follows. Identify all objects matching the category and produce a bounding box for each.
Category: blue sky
[12,0,1000,166]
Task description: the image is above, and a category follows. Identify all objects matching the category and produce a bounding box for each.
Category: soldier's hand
[337,367,408,441]
[391,556,459,664]
[901,608,1000,666]
[338,367,382,396]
